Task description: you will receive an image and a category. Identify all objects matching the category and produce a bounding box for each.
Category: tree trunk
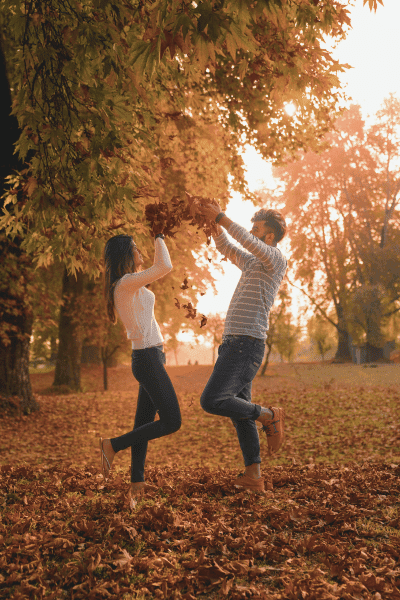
[364,342,385,363]
[173,348,179,366]
[317,340,325,361]
[102,357,108,391]
[332,327,352,363]
[0,249,39,414]
[0,37,39,414]
[101,345,119,391]
[53,267,84,390]
[332,305,352,363]
[0,324,39,415]
[364,295,387,363]
[260,342,273,376]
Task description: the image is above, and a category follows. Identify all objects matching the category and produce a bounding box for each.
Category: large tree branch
[101,344,120,363]
[382,293,400,318]
[339,185,366,284]
[381,179,400,248]
[328,210,350,293]
[314,217,341,308]
[383,305,400,318]
[285,276,341,331]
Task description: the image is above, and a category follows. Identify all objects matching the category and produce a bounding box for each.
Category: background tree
[52,269,85,391]
[307,312,336,362]
[343,96,400,360]
[99,320,129,391]
[274,316,302,363]
[259,279,292,375]
[272,99,400,364]
[196,313,225,365]
[67,277,131,390]
[384,310,400,350]
[30,263,62,364]
[162,317,183,367]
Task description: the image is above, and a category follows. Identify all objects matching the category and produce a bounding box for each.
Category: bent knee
[167,419,181,434]
[200,393,216,413]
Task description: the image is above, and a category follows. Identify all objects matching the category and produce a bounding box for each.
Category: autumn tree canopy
[0,0,354,276]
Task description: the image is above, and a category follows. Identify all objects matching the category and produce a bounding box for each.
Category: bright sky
[179,0,400,344]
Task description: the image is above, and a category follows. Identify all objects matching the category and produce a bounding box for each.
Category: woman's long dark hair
[104,235,135,323]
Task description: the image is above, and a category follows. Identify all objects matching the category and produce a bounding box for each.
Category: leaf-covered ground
[1,363,400,599]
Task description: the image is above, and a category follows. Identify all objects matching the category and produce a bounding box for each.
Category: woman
[100,229,181,506]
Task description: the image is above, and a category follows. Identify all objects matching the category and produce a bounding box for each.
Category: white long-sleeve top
[113,237,172,350]
[214,222,288,340]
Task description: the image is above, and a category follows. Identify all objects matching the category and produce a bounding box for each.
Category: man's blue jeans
[200,334,265,467]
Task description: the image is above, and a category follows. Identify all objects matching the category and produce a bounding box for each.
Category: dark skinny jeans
[200,334,265,467]
[110,344,181,482]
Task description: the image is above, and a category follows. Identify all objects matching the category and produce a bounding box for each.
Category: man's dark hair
[251,209,287,245]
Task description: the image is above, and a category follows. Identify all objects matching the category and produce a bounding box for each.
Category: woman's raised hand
[152,221,164,237]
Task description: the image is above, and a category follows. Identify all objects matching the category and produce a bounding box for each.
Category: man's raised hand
[196,201,222,222]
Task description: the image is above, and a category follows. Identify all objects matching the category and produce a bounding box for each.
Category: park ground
[0,362,399,599]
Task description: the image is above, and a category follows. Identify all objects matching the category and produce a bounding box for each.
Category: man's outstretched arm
[199,200,285,271]
[200,201,249,268]
[211,222,224,238]
[201,200,233,237]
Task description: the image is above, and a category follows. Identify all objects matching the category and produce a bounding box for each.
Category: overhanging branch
[286,276,340,331]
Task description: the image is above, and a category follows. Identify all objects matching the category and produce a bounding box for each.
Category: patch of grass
[285,362,400,387]
[356,518,400,538]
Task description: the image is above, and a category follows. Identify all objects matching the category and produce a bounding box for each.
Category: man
[197,200,288,493]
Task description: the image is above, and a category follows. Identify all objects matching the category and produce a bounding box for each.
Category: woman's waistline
[131,343,164,352]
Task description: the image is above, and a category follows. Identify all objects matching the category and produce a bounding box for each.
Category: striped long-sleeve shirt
[214,222,288,340]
